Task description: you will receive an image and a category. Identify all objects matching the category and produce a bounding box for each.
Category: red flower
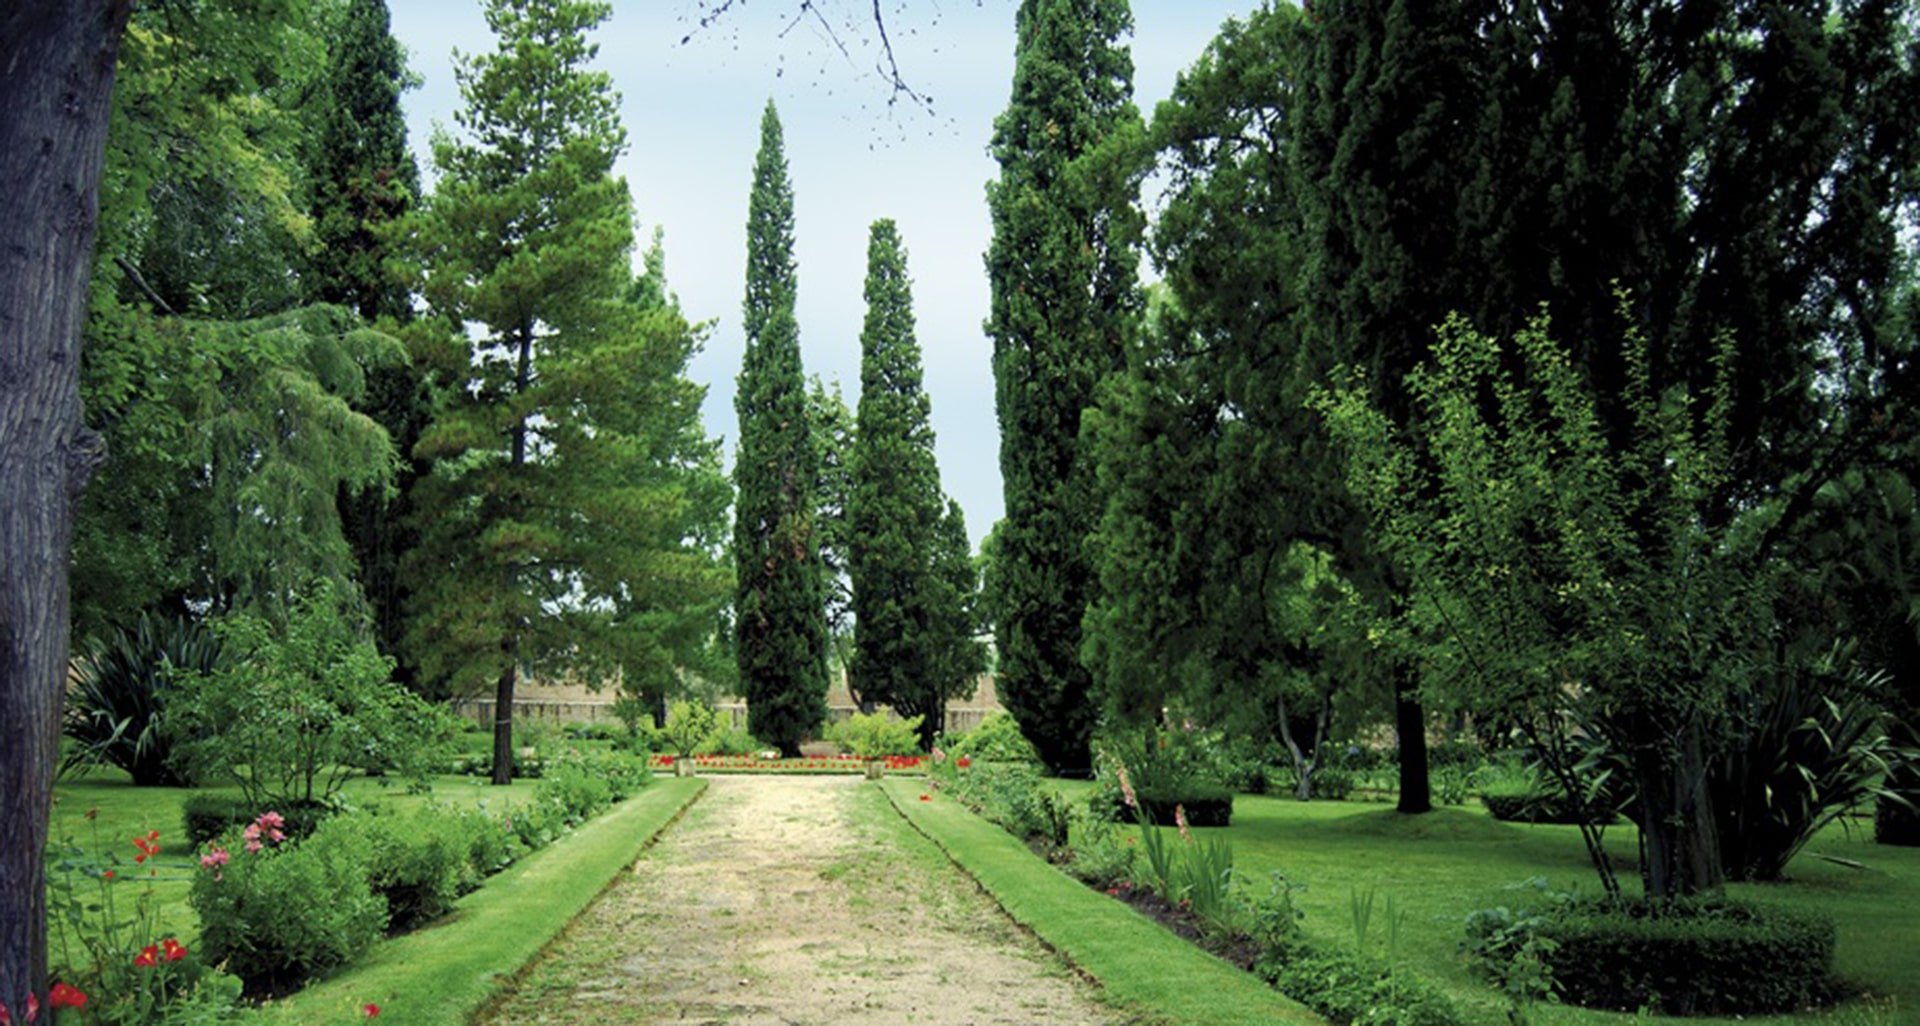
[918,793,932,802]
[132,830,161,864]
[163,937,188,963]
[364,1003,381,1017]
[50,982,86,1009]
[102,869,114,881]
[956,755,972,769]
[134,944,159,968]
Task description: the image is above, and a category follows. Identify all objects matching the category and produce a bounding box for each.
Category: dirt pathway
[477,775,1133,1026]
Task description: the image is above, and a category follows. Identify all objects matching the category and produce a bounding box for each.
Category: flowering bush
[44,817,243,1025]
[190,813,384,995]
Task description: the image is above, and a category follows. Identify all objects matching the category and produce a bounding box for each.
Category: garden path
[476,775,1132,1026]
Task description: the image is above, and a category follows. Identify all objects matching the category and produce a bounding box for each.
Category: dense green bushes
[63,611,224,787]
[181,795,331,847]
[1256,940,1463,1026]
[1465,892,1837,1016]
[827,712,923,758]
[942,712,1039,763]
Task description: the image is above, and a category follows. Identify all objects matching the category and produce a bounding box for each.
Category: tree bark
[490,660,516,786]
[1634,717,1725,899]
[0,1,132,1013]
[1394,668,1432,814]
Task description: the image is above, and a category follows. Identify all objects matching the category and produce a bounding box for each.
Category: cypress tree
[734,100,829,756]
[306,0,431,690]
[406,0,728,783]
[848,219,971,748]
[984,0,1145,776]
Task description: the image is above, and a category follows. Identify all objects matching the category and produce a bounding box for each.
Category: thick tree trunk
[0,2,132,1013]
[1635,719,1725,899]
[1394,668,1432,814]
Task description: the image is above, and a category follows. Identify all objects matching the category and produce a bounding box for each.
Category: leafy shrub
[1094,784,1234,826]
[693,726,764,757]
[169,585,451,807]
[444,804,520,882]
[1092,727,1235,824]
[63,611,223,786]
[534,759,614,827]
[1312,767,1355,801]
[943,711,1040,763]
[1257,940,1464,1026]
[1476,895,1835,1015]
[828,712,923,757]
[181,795,332,847]
[565,721,621,742]
[190,821,386,995]
[661,699,719,757]
[1064,808,1136,889]
[312,813,466,933]
[938,761,1072,848]
[1712,654,1905,879]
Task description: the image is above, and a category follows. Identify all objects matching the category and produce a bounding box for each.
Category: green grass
[1053,781,1920,1026]
[255,776,705,1026]
[879,778,1318,1026]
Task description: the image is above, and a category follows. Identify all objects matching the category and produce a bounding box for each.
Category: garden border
[878,779,1320,1026]
[255,777,707,1026]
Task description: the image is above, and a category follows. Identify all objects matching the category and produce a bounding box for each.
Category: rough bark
[1634,718,1726,899]
[0,1,133,1013]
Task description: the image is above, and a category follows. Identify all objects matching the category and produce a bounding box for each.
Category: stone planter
[674,758,696,777]
[865,760,886,780]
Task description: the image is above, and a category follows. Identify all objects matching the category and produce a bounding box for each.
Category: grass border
[256,777,707,1026]
[880,779,1320,1026]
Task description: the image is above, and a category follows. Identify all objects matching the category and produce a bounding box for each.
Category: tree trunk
[0,2,132,1013]
[1634,718,1725,899]
[1394,669,1432,814]
[491,660,517,786]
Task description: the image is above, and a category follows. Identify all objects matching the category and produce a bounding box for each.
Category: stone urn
[674,756,697,777]
[865,760,886,780]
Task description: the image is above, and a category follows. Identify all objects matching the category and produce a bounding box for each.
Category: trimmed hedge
[1479,792,1614,825]
[1099,788,1235,827]
[183,795,331,846]
[1537,897,1836,1015]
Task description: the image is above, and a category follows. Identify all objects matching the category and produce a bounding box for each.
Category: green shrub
[1092,727,1235,823]
[828,712,923,757]
[168,585,451,807]
[693,726,764,757]
[661,699,719,757]
[1064,808,1137,889]
[943,711,1039,763]
[63,611,223,787]
[181,795,331,847]
[939,761,1071,848]
[312,813,466,933]
[444,805,520,882]
[533,759,614,827]
[1093,785,1235,827]
[1257,940,1464,1026]
[189,822,386,995]
[1504,896,1836,1015]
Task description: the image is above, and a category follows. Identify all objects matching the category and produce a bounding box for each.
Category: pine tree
[406,0,728,784]
[984,0,1145,775]
[848,219,966,747]
[734,100,829,756]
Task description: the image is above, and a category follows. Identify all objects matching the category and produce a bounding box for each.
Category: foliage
[826,712,924,758]
[661,700,720,758]
[1713,648,1909,880]
[404,0,730,783]
[1256,940,1464,1026]
[809,376,857,684]
[733,100,830,757]
[169,584,452,808]
[691,727,763,758]
[190,820,387,995]
[46,821,243,1026]
[1091,727,1234,824]
[181,796,331,849]
[1317,312,1774,898]
[942,711,1040,764]
[311,812,465,933]
[846,220,984,747]
[63,612,223,787]
[935,761,1072,850]
[984,0,1146,776]
[1514,897,1836,1015]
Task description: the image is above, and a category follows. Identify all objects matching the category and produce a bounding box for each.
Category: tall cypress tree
[734,100,828,756]
[306,0,431,690]
[984,0,1145,776]
[406,0,727,783]
[849,219,971,747]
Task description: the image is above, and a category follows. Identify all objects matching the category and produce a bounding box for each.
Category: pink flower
[1115,763,1139,812]
[200,846,230,881]
[1175,804,1192,844]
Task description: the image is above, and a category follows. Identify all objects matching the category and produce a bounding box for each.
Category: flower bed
[647,753,925,773]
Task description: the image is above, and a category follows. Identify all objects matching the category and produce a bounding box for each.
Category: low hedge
[1537,897,1836,1015]
[182,795,331,846]
[1479,791,1614,825]
[1098,788,1235,827]
[1256,940,1464,1026]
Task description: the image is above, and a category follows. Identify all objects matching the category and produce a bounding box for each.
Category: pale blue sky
[388,1,1262,549]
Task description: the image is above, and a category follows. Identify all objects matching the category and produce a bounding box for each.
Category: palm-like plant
[63,611,223,786]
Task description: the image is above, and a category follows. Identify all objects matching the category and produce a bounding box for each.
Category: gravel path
[475,775,1131,1026]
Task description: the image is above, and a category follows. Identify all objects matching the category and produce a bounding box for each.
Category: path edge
[878,778,1321,1026]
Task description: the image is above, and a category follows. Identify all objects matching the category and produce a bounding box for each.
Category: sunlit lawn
[1055,781,1919,1025]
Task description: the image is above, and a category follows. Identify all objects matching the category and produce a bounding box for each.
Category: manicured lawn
[881,778,1318,1026]
[1053,781,1919,1026]
[256,776,705,1026]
